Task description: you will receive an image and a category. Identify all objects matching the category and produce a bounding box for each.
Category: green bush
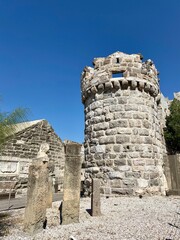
[0,108,28,148]
[164,98,180,154]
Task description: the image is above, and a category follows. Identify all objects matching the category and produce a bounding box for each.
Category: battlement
[81,52,160,103]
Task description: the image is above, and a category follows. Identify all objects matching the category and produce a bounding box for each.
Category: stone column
[24,143,49,234]
[62,142,82,225]
[91,178,101,216]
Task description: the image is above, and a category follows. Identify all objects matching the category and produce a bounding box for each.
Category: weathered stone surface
[47,176,53,208]
[24,161,48,234]
[86,167,100,173]
[0,120,65,196]
[91,178,101,216]
[116,135,130,144]
[108,171,124,179]
[62,143,82,225]
[137,178,149,188]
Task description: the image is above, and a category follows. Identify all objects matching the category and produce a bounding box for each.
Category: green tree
[0,108,28,148]
[164,98,180,154]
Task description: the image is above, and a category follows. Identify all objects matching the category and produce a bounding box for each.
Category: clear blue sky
[0,0,180,143]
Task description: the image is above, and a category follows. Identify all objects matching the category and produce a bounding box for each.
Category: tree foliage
[164,98,180,154]
[0,108,28,148]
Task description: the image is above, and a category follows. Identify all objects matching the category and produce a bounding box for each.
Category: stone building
[81,51,168,196]
[0,119,65,197]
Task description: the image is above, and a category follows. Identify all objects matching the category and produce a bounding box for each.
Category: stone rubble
[2,196,180,240]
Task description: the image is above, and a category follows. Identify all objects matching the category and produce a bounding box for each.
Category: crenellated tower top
[81,51,160,103]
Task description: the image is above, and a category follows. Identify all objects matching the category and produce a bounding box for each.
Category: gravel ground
[1,196,180,240]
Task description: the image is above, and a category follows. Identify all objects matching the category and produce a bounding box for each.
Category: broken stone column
[91,178,101,216]
[24,143,49,234]
[62,142,82,225]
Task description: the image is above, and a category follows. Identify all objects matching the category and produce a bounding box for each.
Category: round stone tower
[81,51,167,196]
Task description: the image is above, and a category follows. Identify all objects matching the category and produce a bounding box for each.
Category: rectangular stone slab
[24,162,48,234]
[62,143,82,224]
[91,178,101,216]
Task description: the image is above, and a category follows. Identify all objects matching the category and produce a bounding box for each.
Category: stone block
[113,145,121,152]
[109,153,117,159]
[94,108,103,116]
[24,162,48,234]
[138,129,149,136]
[133,159,145,166]
[143,120,151,128]
[91,179,101,216]
[105,113,114,121]
[103,98,117,106]
[86,167,100,173]
[94,123,109,131]
[116,135,130,144]
[149,172,159,179]
[132,165,145,172]
[149,179,159,186]
[125,105,138,111]
[122,179,136,187]
[62,143,82,225]
[108,171,124,179]
[99,136,115,144]
[91,101,103,110]
[118,165,131,172]
[137,178,148,188]
[114,159,126,166]
[109,105,124,112]
[110,179,122,187]
[117,128,132,135]
[94,130,105,138]
[90,116,105,124]
[128,152,140,158]
[109,120,128,128]
[144,137,153,144]
[105,129,117,136]
[146,159,155,165]
[114,112,133,120]
[95,145,106,153]
[129,120,142,128]
[140,152,152,158]
[65,143,81,157]
[125,171,141,178]
[118,97,127,104]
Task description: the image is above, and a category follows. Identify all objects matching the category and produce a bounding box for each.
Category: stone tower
[81,51,167,196]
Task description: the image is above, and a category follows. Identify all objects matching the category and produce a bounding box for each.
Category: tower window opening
[112,72,123,78]
[116,58,120,63]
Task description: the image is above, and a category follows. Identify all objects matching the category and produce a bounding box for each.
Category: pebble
[2,196,180,240]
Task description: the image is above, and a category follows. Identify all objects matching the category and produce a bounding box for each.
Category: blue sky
[0,0,180,143]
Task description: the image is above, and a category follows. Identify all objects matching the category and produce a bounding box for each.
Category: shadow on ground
[0,211,22,237]
[0,212,12,237]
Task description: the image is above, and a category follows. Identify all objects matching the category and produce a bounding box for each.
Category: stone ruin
[24,143,50,234]
[61,142,82,224]
[81,51,168,196]
[24,142,83,233]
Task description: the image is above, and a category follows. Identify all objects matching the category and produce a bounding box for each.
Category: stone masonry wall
[81,51,167,196]
[0,120,64,195]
